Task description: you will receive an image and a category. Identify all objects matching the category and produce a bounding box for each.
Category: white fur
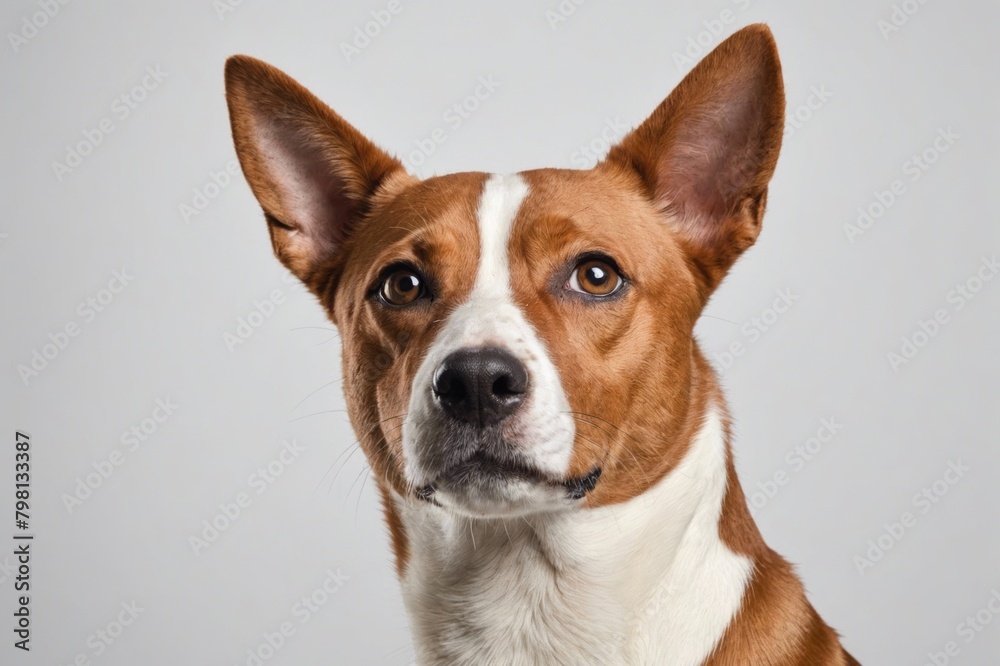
[397,406,751,665]
[396,173,752,665]
[402,173,576,516]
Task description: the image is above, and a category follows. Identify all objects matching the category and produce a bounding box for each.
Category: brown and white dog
[225,24,858,666]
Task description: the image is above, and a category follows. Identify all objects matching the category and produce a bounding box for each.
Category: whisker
[562,411,638,441]
[287,408,348,424]
[288,378,341,415]
[566,413,656,491]
[345,462,370,509]
[699,314,740,326]
[319,415,407,493]
[573,433,649,490]
[354,470,371,528]
[570,415,619,444]
[315,442,358,492]
[315,416,396,492]
[327,445,363,494]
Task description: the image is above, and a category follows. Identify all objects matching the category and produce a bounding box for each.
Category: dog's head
[225,25,784,518]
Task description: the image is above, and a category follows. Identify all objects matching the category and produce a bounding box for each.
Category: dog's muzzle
[411,346,600,508]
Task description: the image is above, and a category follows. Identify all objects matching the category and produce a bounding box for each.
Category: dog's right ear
[602,25,784,300]
[225,55,412,293]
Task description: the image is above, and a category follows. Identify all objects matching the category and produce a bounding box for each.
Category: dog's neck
[395,395,753,665]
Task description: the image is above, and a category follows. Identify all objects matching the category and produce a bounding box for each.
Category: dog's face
[226,25,784,518]
[332,169,703,518]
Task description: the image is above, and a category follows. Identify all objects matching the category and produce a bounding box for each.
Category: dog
[225,23,858,666]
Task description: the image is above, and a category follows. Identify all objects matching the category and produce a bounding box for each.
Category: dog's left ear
[225,55,412,297]
[603,24,785,297]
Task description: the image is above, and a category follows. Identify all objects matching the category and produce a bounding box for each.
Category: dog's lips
[415,457,602,502]
[440,451,543,485]
[562,467,603,500]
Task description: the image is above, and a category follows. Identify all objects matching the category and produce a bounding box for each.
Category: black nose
[432,348,528,426]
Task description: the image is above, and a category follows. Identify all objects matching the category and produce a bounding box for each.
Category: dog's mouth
[562,467,602,499]
[416,454,602,503]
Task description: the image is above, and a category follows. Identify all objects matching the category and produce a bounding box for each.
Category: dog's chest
[395,408,752,666]
[401,516,631,666]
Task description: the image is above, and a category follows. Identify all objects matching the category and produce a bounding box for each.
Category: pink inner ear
[255,119,353,256]
[657,88,772,224]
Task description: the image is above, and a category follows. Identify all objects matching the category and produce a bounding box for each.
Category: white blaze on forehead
[473,173,529,298]
[402,173,576,493]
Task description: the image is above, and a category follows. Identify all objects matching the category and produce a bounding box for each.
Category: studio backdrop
[2,0,998,664]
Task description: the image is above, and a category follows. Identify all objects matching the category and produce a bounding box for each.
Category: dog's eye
[380,269,426,306]
[568,260,622,296]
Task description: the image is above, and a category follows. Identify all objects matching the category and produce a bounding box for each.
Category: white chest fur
[397,407,752,666]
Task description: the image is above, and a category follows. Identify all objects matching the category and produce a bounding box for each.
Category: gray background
[1,0,998,664]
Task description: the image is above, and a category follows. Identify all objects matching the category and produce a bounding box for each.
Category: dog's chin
[413,454,603,519]
[430,478,563,518]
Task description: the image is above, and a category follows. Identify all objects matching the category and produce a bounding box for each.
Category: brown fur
[225,24,858,664]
